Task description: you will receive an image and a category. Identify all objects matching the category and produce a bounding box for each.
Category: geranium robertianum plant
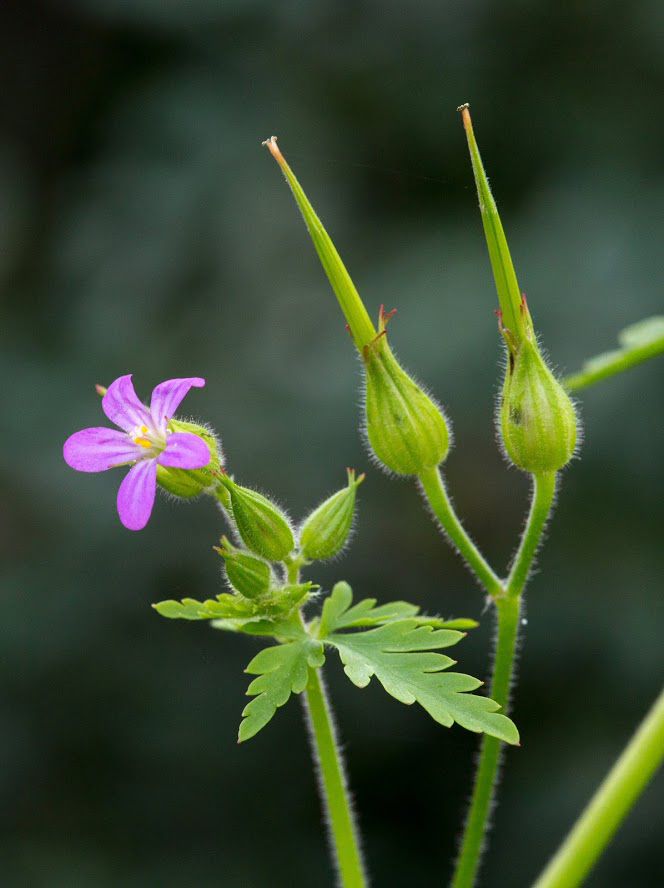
[63,106,664,888]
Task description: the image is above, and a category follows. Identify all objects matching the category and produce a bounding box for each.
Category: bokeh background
[1,1,662,886]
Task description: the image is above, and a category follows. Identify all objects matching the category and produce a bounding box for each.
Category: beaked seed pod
[499,338,577,473]
[156,419,221,497]
[363,310,450,475]
[219,476,294,561]
[299,469,365,560]
[216,545,273,599]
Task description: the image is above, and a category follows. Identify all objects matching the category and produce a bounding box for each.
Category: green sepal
[156,419,221,498]
[215,542,273,599]
[326,619,519,744]
[363,310,450,475]
[564,315,664,392]
[299,469,364,560]
[219,475,295,561]
[500,337,578,473]
[239,638,325,742]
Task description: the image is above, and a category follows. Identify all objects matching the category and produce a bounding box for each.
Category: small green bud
[214,540,273,599]
[219,475,294,561]
[299,469,365,560]
[363,306,450,476]
[499,335,578,474]
[156,419,222,498]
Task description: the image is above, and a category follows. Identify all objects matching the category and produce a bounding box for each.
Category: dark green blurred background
[1,1,662,886]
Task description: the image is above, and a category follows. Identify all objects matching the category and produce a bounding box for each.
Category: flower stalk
[532,686,664,888]
[449,472,557,888]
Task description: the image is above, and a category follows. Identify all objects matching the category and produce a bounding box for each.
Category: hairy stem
[418,466,503,598]
[450,471,557,888]
[303,665,368,888]
[450,596,520,888]
[507,472,557,597]
[532,686,664,888]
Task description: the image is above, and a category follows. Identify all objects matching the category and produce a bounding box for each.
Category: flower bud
[299,469,365,560]
[219,475,294,561]
[156,419,222,498]
[499,337,577,473]
[215,540,273,599]
[363,307,450,476]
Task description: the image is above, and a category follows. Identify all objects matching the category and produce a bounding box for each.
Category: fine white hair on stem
[506,472,559,585]
[300,671,370,887]
[416,474,493,596]
[453,596,525,881]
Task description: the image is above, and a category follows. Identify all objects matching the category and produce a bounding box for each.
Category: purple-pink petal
[149,377,205,433]
[102,375,151,433]
[117,458,157,531]
[158,432,211,469]
[63,427,142,472]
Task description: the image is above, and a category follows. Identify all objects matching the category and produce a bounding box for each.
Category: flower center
[131,424,167,458]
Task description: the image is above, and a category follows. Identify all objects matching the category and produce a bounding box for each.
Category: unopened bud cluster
[205,469,365,609]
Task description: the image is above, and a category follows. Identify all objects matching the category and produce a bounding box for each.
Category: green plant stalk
[449,472,557,888]
[450,595,520,888]
[303,665,368,888]
[289,562,367,888]
[532,686,664,888]
[506,472,557,598]
[563,335,664,392]
[418,466,503,598]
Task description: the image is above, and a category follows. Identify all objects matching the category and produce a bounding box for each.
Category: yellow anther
[134,437,152,449]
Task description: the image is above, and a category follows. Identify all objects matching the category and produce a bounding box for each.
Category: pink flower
[64,375,211,530]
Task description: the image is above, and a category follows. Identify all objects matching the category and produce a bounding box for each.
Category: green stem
[292,568,367,887]
[450,596,520,888]
[303,665,368,888]
[532,686,664,888]
[418,466,503,598]
[506,472,557,597]
[563,330,664,392]
[449,471,557,888]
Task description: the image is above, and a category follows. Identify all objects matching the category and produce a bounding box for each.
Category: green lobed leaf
[153,582,315,636]
[318,581,477,636]
[239,639,325,742]
[327,619,519,744]
[564,315,664,392]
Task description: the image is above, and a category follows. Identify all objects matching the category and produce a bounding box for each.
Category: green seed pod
[219,476,294,561]
[215,543,273,599]
[299,469,365,560]
[499,338,578,473]
[156,419,221,498]
[363,308,450,475]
